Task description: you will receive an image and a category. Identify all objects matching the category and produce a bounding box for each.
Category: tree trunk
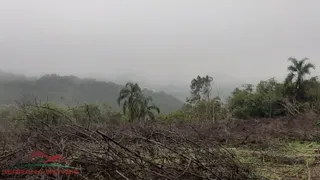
[212,101,215,123]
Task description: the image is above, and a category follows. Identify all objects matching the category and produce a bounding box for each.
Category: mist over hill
[0,69,276,114]
[0,71,184,114]
[91,72,253,102]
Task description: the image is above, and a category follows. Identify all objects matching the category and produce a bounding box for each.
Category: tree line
[135,56,319,122]
[0,56,317,125]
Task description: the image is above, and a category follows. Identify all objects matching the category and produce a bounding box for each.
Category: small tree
[187,75,215,122]
[72,103,102,128]
[117,82,144,122]
[117,82,160,122]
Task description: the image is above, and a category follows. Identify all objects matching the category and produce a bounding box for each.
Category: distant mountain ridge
[0,72,184,114]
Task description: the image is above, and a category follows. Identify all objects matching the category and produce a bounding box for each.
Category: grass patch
[230,140,320,179]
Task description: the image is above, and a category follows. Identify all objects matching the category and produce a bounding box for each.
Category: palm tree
[139,96,160,121]
[285,57,315,100]
[117,82,144,122]
[117,82,161,122]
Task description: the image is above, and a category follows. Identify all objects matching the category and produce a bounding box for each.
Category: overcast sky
[0,0,319,84]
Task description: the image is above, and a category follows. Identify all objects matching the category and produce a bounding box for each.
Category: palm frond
[310,76,319,82]
[147,111,155,120]
[298,58,309,69]
[302,63,315,75]
[288,57,299,67]
[287,65,298,72]
[119,88,131,95]
[148,105,160,114]
[131,83,142,93]
[125,82,135,88]
[117,88,131,104]
[285,72,295,85]
[117,92,130,105]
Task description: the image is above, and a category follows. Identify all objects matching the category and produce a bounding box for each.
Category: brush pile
[0,119,260,180]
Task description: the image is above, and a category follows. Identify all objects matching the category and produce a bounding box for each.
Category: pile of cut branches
[0,103,264,179]
[0,111,261,179]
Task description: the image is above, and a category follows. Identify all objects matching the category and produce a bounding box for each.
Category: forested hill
[0,73,184,114]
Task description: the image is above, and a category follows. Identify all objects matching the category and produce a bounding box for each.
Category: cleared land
[0,109,319,179]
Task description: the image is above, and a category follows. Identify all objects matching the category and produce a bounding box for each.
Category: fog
[0,0,319,87]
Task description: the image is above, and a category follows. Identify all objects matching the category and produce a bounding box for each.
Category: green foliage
[188,100,210,121]
[303,77,320,110]
[72,103,120,127]
[185,75,218,121]
[225,57,319,119]
[212,97,228,120]
[228,86,257,119]
[159,110,187,123]
[72,103,102,127]
[187,75,213,105]
[14,102,67,128]
[163,96,227,122]
[226,58,319,119]
[117,82,160,122]
[228,79,286,119]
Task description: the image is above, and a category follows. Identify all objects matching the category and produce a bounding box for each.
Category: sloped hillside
[0,74,183,114]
